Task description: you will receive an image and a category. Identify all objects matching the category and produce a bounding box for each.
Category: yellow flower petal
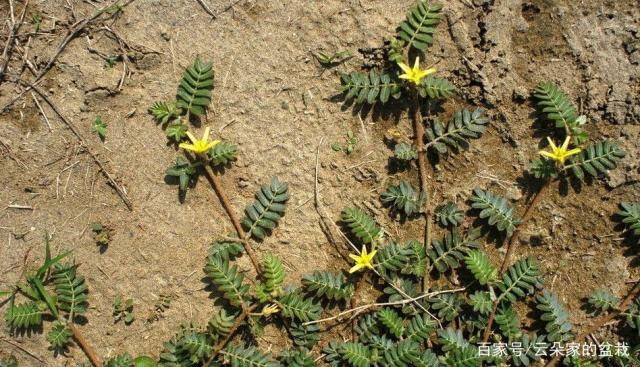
[560,136,570,151]
[186,131,197,144]
[397,62,412,74]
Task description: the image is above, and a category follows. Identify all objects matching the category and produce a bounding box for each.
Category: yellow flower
[397,57,437,86]
[349,245,377,274]
[179,126,220,154]
[539,136,581,165]
[255,304,280,316]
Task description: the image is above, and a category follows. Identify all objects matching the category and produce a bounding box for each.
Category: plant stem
[201,162,262,274]
[203,303,259,367]
[412,93,432,292]
[545,280,640,367]
[70,324,103,367]
[482,179,551,342]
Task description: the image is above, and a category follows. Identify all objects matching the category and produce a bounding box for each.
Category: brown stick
[545,281,640,367]
[195,0,217,18]
[412,95,433,292]
[201,163,261,273]
[0,0,29,85]
[482,179,551,342]
[203,303,258,367]
[70,324,103,367]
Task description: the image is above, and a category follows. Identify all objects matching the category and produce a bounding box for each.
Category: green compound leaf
[377,307,405,339]
[149,101,181,125]
[470,188,522,236]
[396,1,443,51]
[495,307,523,340]
[435,201,465,227]
[47,320,72,350]
[209,141,238,165]
[278,289,322,322]
[341,207,382,245]
[220,343,280,367]
[262,253,286,295]
[618,202,640,238]
[427,228,477,273]
[51,263,89,317]
[302,271,354,302]
[338,342,372,367]
[242,177,289,240]
[203,255,249,307]
[419,76,456,99]
[381,181,425,217]
[566,140,625,180]
[165,156,197,192]
[587,289,619,313]
[464,249,498,285]
[496,257,542,304]
[374,241,413,275]
[177,57,214,117]
[208,308,237,338]
[424,108,488,155]
[393,142,418,161]
[166,121,188,142]
[535,290,573,342]
[340,70,401,105]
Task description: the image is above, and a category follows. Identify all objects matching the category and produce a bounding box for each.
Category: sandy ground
[0,0,639,365]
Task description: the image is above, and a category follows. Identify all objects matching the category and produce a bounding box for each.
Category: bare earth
[0,0,639,365]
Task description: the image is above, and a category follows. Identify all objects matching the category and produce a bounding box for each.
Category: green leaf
[165,156,197,192]
[176,57,214,117]
[427,228,477,273]
[464,249,498,285]
[397,1,443,51]
[5,299,45,329]
[341,207,382,244]
[496,257,542,304]
[209,141,238,165]
[393,142,417,161]
[47,320,72,350]
[535,290,573,342]
[302,271,354,302]
[92,116,107,141]
[242,177,289,240]
[533,81,580,133]
[381,181,425,217]
[203,255,249,307]
[566,140,625,180]
[470,188,522,236]
[435,201,465,227]
[469,291,492,315]
[495,307,522,340]
[424,108,488,155]
[377,307,405,338]
[618,202,640,238]
[278,289,321,322]
[51,263,89,317]
[587,290,619,313]
[338,342,371,367]
[166,121,188,142]
[149,101,181,124]
[262,253,286,295]
[340,70,401,104]
[419,76,456,99]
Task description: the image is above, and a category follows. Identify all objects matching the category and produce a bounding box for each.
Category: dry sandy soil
[0,0,639,365]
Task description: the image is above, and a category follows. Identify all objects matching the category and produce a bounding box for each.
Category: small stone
[506,186,523,201]
[606,170,626,189]
[512,86,529,103]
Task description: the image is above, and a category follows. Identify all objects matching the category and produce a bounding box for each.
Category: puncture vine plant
[1,1,639,367]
